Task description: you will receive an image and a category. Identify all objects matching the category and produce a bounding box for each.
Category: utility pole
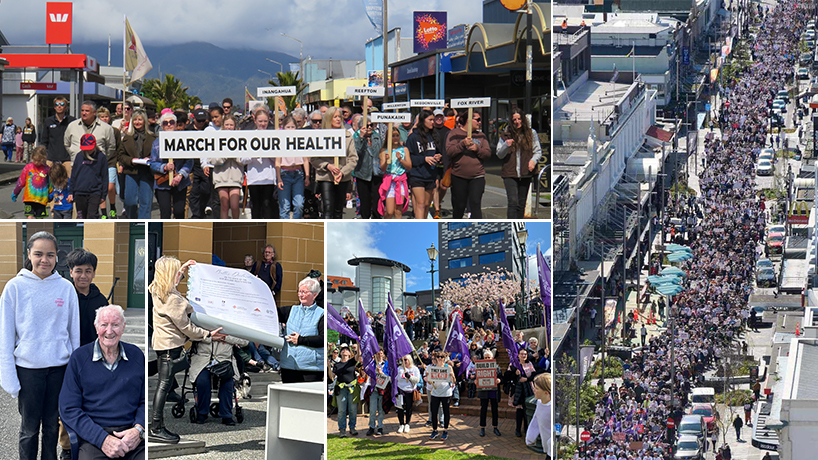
[525,1,533,116]
[383,0,389,101]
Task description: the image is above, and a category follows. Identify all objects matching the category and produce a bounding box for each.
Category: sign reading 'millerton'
[158,130,347,159]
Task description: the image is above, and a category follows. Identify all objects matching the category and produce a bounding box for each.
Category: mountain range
[72,41,299,108]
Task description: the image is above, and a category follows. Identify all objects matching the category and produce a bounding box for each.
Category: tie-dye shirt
[13,163,52,205]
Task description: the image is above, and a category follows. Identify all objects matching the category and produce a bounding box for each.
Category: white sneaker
[404,424,411,433]
[397,424,405,433]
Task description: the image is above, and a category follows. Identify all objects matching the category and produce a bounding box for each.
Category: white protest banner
[475,360,497,389]
[428,366,450,383]
[376,374,391,389]
[410,99,445,107]
[187,264,284,349]
[383,101,410,110]
[257,86,297,97]
[158,129,346,159]
[347,86,385,97]
[371,112,412,123]
[450,97,491,108]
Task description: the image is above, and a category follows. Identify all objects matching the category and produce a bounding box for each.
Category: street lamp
[281,33,304,104]
[257,69,274,82]
[266,58,283,74]
[516,228,529,329]
[427,243,439,326]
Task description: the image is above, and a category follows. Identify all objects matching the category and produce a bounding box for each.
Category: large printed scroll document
[187,264,285,349]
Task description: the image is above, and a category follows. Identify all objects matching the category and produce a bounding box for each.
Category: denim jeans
[17,365,66,460]
[278,169,305,219]
[368,391,384,429]
[195,368,234,419]
[336,386,357,431]
[123,172,154,219]
[248,343,279,367]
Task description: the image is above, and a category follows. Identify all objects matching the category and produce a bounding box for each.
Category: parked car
[800,53,813,66]
[772,99,787,113]
[674,434,704,460]
[756,258,774,271]
[688,403,717,434]
[757,160,774,176]
[798,67,810,80]
[766,234,784,255]
[759,149,775,164]
[678,414,708,450]
[757,267,777,287]
[690,387,716,405]
[767,225,786,239]
[776,90,790,102]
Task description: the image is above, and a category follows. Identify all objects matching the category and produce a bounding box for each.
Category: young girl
[0,231,80,460]
[14,126,23,163]
[48,162,73,219]
[210,114,246,219]
[12,146,51,219]
[70,134,108,219]
[377,126,412,219]
[275,116,309,219]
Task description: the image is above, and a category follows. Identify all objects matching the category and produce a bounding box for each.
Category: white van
[690,387,715,405]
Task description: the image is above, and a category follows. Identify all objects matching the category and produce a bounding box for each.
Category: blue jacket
[406,130,439,183]
[59,341,145,449]
[279,304,324,372]
[150,138,192,191]
[70,150,108,198]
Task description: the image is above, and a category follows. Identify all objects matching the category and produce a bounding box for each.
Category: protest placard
[383,101,410,110]
[428,366,450,383]
[158,129,347,159]
[450,97,491,136]
[257,86,297,98]
[410,99,445,107]
[475,360,497,389]
[376,374,391,389]
[371,113,412,123]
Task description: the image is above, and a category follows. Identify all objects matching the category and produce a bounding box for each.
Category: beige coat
[151,290,209,351]
[190,335,249,382]
[310,131,358,182]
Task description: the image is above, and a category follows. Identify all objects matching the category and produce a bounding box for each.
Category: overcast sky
[1,0,481,59]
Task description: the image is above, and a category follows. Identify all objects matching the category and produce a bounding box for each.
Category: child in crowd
[14,126,23,162]
[49,162,73,219]
[377,126,412,219]
[12,146,51,219]
[70,134,108,219]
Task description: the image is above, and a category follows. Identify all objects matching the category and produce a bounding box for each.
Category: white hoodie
[0,269,80,398]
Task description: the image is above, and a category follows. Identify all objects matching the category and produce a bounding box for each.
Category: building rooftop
[592,45,666,57]
[556,79,630,123]
[347,257,411,273]
[794,341,818,399]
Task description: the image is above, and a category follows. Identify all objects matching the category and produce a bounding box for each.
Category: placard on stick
[257,86,297,129]
[428,366,450,383]
[383,101,410,110]
[410,99,445,108]
[371,113,412,124]
[451,97,491,137]
[475,360,497,389]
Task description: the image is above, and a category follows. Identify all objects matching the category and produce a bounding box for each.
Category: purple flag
[358,300,379,381]
[384,294,415,405]
[444,312,471,376]
[327,304,359,341]
[499,300,523,373]
[538,244,552,344]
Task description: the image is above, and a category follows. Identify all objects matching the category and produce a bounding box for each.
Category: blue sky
[327,222,551,291]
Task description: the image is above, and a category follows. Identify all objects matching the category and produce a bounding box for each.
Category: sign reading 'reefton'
[347,86,385,97]
[158,130,347,159]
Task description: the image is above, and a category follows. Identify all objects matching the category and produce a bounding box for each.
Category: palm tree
[142,74,199,110]
[266,70,306,113]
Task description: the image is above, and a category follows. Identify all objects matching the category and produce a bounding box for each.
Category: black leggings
[155,188,187,219]
[356,176,383,219]
[516,407,528,432]
[503,177,532,219]
[450,175,485,219]
[430,396,450,430]
[248,184,276,219]
[479,397,499,427]
[396,390,415,425]
[319,180,348,219]
[152,347,183,428]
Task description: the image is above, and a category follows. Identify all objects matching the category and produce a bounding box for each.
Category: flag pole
[632,41,636,83]
[122,15,127,108]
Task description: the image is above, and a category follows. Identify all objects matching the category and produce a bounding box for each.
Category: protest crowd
[575,1,812,459]
[327,298,552,454]
[0,231,145,460]
[13,93,542,220]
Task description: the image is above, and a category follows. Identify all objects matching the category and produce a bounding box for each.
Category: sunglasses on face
[124,107,133,111]
[55,102,66,107]
[311,119,322,123]
[473,117,482,122]
[161,120,177,127]
[223,106,231,111]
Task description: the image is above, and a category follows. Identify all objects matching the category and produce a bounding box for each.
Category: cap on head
[80,134,97,151]
[193,108,208,122]
[433,109,444,117]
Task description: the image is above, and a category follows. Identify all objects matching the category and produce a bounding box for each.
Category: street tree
[142,74,201,110]
[265,71,306,113]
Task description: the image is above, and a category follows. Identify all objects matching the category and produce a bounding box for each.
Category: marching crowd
[12,96,542,220]
[578,2,811,459]
[328,302,552,454]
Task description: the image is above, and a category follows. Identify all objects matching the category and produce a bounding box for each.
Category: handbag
[210,360,234,380]
[441,167,452,188]
[412,390,422,402]
[170,350,190,374]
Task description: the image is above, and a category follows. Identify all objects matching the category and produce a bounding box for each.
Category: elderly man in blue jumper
[59,305,145,460]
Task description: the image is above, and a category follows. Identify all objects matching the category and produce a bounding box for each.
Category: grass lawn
[327,436,511,460]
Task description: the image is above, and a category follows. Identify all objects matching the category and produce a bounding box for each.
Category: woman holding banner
[311,107,357,219]
[477,349,503,437]
[446,110,491,219]
[496,108,542,219]
[148,256,225,443]
[210,114,246,219]
[150,111,193,219]
[244,107,277,220]
[424,351,456,440]
[277,277,324,383]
